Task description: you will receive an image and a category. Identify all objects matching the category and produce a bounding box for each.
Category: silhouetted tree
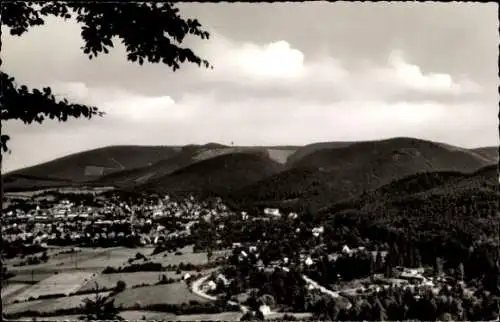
[79,283,122,321]
[1,2,212,153]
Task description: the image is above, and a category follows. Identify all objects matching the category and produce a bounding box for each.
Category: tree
[1,1,212,154]
[79,283,122,321]
[115,280,127,293]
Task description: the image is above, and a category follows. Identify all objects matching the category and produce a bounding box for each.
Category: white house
[264,208,281,217]
[342,245,351,254]
[305,257,314,266]
[259,305,271,316]
[207,280,217,291]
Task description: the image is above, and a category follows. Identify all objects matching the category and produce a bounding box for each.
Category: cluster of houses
[2,194,231,248]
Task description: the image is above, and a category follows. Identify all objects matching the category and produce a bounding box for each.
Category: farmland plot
[7,248,111,273]
[119,310,177,320]
[151,246,227,267]
[4,291,112,316]
[78,272,167,292]
[13,272,95,301]
[7,315,81,321]
[77,247,155,269]
[7,272,54,283]
[1,283,32,304]
[113,282,209,308]
[174,312,243,321]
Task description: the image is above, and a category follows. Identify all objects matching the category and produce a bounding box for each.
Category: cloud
[185,34,480,104]
[367,50,481,95]
[50,82,185,123]
[194,32,349,87]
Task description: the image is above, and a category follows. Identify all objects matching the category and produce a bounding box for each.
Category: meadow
[113,282,209,308]
[150,245,228,267]
[12,272,95,301]
[4,291,112,316]
[7,246,154,274]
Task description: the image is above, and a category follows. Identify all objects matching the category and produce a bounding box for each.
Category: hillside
[139,152,284,195]
[3,146,178,182]
[312,164,499,265]
[95,149,199,188]
[229,137,496,210]
[286,141,357,166]
[321,164,498,214]
[94,146,296,188]
[470,146,498,163]
[3,138,496,196]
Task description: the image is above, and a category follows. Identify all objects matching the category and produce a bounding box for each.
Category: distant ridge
[3,138,497,201]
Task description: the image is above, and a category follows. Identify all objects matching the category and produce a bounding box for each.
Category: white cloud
[196,32,348,86]
[50,82,186,122]
[230,40,306,80]
[367,50,480,95]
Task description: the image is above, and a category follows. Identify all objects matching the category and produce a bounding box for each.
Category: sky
[2,2,499,172]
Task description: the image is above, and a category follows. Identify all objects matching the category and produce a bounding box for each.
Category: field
[78,272,166,291]
[4,291,112,316]
[119,310,177,320]
[265,312,314,320]
[113,282,210,308]
[267,149,296,164]
[151,245,228,267]
[7,247,154,274]
[11,311,243,321]
[13,272,96,301]
[1,283,33,304]
[174,312,243,321]
[78,268,218,292]
[76,247,155,269]
[8,315,81,321]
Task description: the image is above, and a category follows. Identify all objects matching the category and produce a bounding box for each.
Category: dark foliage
[228,138,495,210]
[141,152,284,195]
[1,1,211,153]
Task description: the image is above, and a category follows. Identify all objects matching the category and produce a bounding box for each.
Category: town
[2,188,497,321]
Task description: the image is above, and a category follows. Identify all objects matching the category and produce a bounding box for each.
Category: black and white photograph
[1,1,499,321]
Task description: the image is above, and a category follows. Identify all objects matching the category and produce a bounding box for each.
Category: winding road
[191,271,348,316]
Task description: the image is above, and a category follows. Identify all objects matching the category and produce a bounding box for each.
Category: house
[207,280,217,291]
[216,274,230,286]
[342,245,351,254]
[305,257,314,266]
[263,208,281,217]
[259,305,271,316]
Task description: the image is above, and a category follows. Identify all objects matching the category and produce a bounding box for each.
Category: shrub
[115,280,127,293]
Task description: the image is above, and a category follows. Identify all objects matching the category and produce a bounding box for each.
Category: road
[191,266,364,316]
[190,275,248,314]
[301,274,340,298]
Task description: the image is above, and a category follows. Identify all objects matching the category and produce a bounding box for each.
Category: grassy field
[76,247,155,269]
[78,272,166,291]
[79,268,219,292]
[113,282,209,308]
[11,311,243,321]
[267,148,295,164]
[8,247,154,274]
[119,310,177,320]
[265,312,314,320]
[4,291,112,316]
[174,312,243,321]
[151,245,228,267]
[13,272,96,301]
[7,315,81,321]
[1,283,33,305]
